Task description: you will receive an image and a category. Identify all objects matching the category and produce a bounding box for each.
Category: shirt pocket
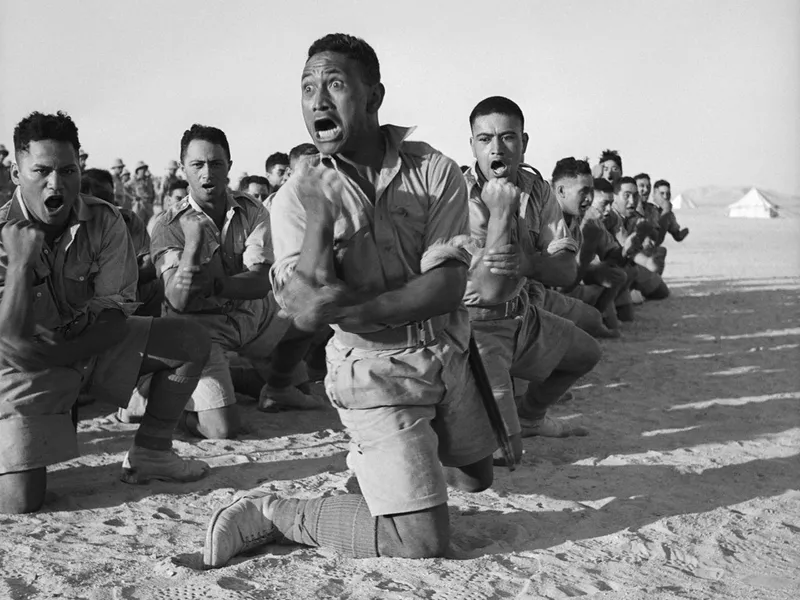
[31,281,63,330]
[62,260,99,310]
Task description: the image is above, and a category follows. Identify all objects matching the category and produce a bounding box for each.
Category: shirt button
[36,292,42,297]
[79,276,85,281]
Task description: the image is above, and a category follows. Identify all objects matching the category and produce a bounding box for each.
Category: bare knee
[187,407,238,439]
[565,330,601,376]
[0,468,46,514]
[380,504,450,558]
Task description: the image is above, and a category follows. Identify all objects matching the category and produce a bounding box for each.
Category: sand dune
[1,208,798,600]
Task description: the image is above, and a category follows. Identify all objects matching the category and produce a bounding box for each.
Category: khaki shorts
[325,315,497,517]
[542,288,595,327]
[181,293,290,412]
[0,316,152,474]
[475,302,577,434]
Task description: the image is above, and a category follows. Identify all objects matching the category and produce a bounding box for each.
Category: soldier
[203,33,497,567]
[461,98,601,461]
[0,111,211,514]
[158,159,181,208]
[264,152,289,193]
[0,144,14,204]
[610,177,669,300]
[652,179,689,242]
[78,148,89,173]
[149,124,322,440]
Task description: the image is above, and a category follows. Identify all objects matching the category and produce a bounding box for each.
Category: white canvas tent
[727,188,779,219]
[672,194,697,209]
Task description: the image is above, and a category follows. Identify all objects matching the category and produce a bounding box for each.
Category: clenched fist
[294,162,344,223]
[481,179,521,216]
[1,220,43,268]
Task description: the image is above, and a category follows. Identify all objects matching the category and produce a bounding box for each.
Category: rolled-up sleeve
[269,183,307,299]
[419,155,471,273]
[243,204,273,270]
[149,217,185,277]
[88,213,139,317]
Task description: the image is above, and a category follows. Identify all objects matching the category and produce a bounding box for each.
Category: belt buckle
[409,320,436,347]
[504,297,518,318]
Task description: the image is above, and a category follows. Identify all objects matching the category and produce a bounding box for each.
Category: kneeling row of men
[0,33,687,567]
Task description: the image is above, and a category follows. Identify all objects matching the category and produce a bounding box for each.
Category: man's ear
[10,161,20,185]
[366,83,385,114]
[522,132,529,155]
[555,182,565,199]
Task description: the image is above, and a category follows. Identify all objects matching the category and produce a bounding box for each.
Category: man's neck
[339,126,385,172]
[194,194,227,228]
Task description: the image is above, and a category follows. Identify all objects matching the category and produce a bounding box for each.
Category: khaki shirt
[0,189,139,338]
[270,125,470,334]
[150,190,272,314]
[461,164,578,306]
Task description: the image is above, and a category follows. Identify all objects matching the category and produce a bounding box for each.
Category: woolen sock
[272,494,378,558]
[134,371,199,451]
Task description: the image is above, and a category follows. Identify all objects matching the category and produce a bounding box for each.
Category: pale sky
[1,0,798,195]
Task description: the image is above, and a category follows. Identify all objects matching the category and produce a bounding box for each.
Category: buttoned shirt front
[150,190,272,314]
[0,189,139,339]
[270,125,470,334]
[461,164,578,306]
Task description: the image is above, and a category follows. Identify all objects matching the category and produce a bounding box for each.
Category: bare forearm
[471,209,519,304]
[341,262,466,327]
[0,264,34,338]
[296,215,336,285]
[164,241,202,311]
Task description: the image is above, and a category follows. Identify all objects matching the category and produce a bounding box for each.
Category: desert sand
[1,206,798,600]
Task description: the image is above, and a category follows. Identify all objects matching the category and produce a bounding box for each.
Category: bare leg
[0,467,46,515]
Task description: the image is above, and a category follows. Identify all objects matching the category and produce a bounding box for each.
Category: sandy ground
[1,208,799,600]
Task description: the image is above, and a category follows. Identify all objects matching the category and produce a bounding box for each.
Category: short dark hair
[167,179,189,195]
[289,143,319,164]
[599,149,622,171]
[615,176,637,193]
[241,175,270,188]
[14,111,80,155]
[633,172,650,182]
[653,179,670,189]
[265,152,289,173]
[307,33,381,85]
[469,96,524,130]
[593,178,614,194]
[552,157,592,184]
[180,124,231,163]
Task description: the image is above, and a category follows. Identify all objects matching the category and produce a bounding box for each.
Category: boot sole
[120,464,209,485]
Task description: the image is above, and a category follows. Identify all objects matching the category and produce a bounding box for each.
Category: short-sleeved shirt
[150,190,272,315]
[0,189,140,339]
[461,164,578,306]
[270,125,471,336]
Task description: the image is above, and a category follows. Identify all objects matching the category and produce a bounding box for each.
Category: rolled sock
[134,371,199,451]
[272,494,378,558]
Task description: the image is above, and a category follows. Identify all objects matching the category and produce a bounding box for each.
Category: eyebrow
[302,66,347,79]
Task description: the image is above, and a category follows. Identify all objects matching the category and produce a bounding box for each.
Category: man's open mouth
[201,182,216,190]
[490,160,509,177]
[314,118,342,142]
[44,195,64,211]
